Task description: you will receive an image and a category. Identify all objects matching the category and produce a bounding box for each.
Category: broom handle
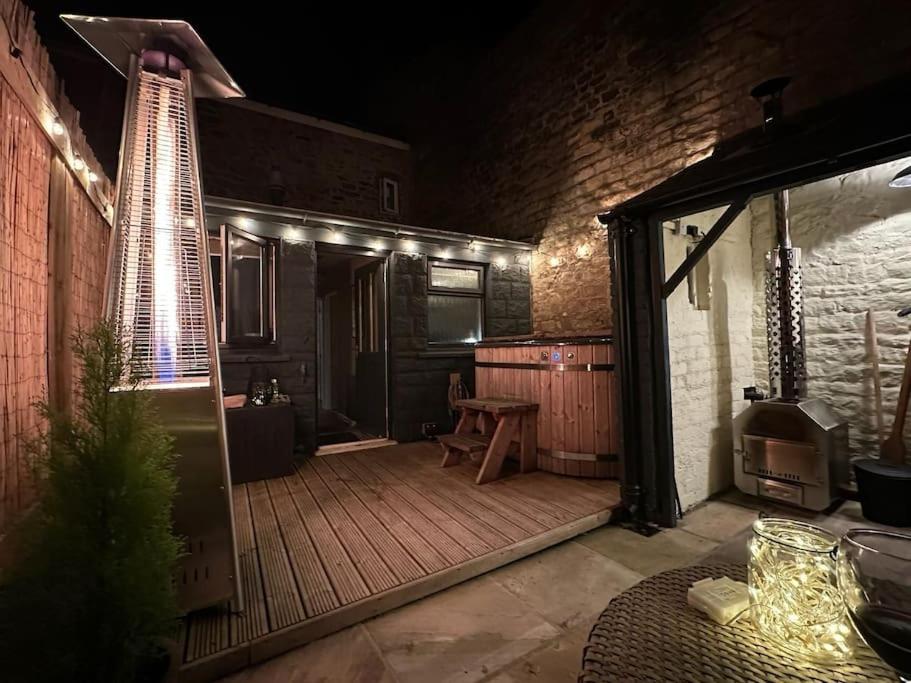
[867,310,884,446]
[890,336,911,447]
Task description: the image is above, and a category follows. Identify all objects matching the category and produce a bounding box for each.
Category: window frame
[213,223,278,347]
[426,260,485,347]
[380,176,400,216]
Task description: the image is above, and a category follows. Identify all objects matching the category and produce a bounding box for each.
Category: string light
[51,118,64,136]
[87,170,98,183]
[548,256,560,267]
[72,155,85,172]
[748,518,855,663]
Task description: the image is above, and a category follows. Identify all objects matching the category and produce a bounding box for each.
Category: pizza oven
[732,188,849,510]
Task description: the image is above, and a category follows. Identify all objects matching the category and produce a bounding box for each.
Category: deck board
[180,442,621,681]
[365,451,519,547]
[284,466,371,605]
[351,451,498,556]
[248,481,306,630]
[339,455,474,565]
[265,478,339,617]
[298,462,400,594]
[230,485,269,647]
[310,457,425,583]
[376,449,540,541]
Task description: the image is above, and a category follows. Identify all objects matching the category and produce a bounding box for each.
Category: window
[380,177,400,215]
[427,261,484,345]
[209,224,276,345]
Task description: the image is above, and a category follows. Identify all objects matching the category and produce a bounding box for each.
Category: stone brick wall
[486,262,532,338]
[197,100,413,221]
[220,239,318,453]
[751,159,911,462]
[388,253,531,442]
[413,0,911,334]
[665,208,754,509]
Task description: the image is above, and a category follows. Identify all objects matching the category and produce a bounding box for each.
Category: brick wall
[751,159,911,462]
[197,100,414,222]
[665,208,754,509]
[413,0,911,334]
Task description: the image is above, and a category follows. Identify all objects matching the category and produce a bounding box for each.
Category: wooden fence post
[47,154,72,415]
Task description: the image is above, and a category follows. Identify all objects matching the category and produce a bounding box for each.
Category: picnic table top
[455,397,539,414]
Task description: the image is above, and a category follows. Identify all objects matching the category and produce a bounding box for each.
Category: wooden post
[476,413,520,484]
[520,410,538,473]
[47,154,72,415]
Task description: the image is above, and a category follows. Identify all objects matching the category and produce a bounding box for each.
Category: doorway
[316,245,388,448]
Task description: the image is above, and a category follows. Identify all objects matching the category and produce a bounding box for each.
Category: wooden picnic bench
[439,398,539,484]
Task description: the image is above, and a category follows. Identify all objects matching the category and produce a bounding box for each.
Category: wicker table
[581,564,893,682]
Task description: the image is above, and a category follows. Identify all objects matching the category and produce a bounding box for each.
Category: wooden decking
[179,442,621,681]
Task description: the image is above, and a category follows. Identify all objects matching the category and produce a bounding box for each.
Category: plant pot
[135,643,172,683]
[853,458,911,527]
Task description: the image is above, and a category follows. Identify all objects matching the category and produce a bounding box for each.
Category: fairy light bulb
[51,119,64,136]
[72,155,85,172]
[748,518,855,663]
[88,170,99,183]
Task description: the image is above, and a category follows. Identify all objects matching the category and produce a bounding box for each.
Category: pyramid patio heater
[63,16,245,611]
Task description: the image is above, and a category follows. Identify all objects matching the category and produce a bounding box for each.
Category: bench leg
[440,445,460,467]
[520,411,538,473]
[477,411,496,436]
[455,408,476,434]
[476,413,520,484]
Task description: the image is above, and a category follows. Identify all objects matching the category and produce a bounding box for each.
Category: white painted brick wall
[666,207,755,510]
[752,159,911,462]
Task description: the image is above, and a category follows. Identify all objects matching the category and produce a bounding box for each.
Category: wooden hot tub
[474,334,620,479]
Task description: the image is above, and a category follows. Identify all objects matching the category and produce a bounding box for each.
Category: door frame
[314,242,391,446]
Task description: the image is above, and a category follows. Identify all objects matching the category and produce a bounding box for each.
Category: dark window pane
[230,232,264,339]
[428,294,482,344]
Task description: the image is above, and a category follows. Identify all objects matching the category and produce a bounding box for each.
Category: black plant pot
[135,644,172,683]
[853,458,911,527]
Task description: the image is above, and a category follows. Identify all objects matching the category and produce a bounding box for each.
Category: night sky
[26,1,540,173]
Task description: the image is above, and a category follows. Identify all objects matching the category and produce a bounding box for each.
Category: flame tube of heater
[153,83,179,383]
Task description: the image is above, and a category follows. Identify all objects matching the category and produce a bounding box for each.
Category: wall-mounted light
[401,239,417,253]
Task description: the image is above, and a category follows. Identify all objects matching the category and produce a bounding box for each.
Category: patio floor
[179,442,621,681]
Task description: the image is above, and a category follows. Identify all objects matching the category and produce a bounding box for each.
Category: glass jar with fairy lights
[748,517,855,662]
